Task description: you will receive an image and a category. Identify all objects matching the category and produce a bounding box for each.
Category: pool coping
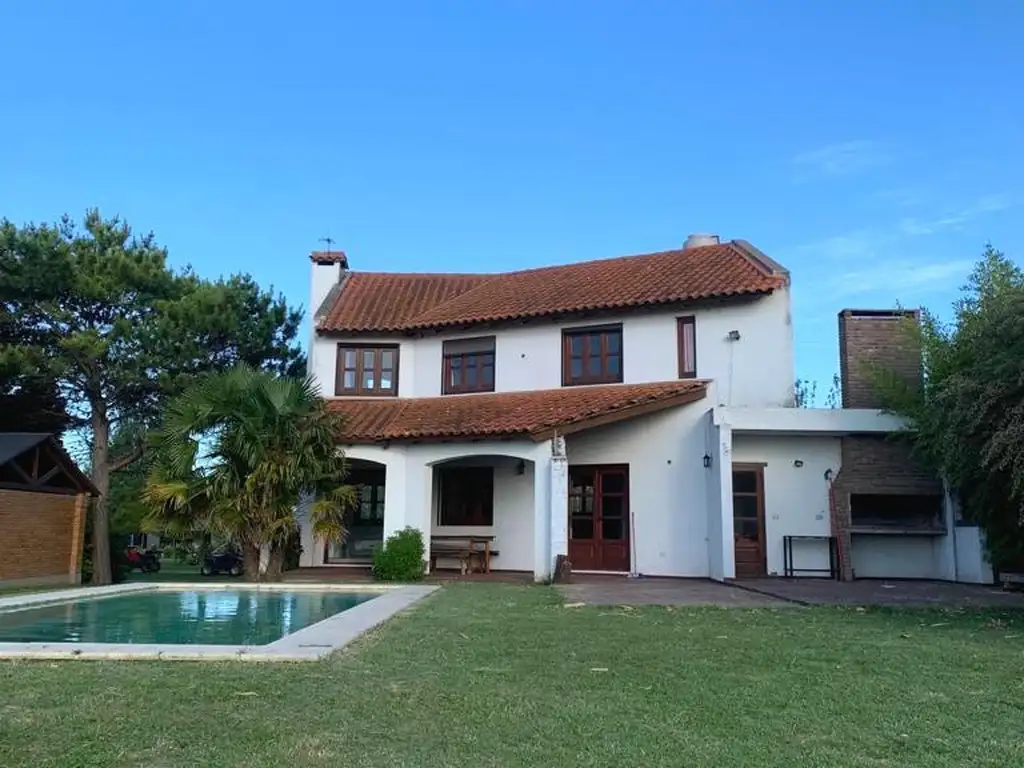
[0,582,439,662]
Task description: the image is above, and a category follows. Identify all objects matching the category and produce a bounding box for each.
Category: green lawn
[1,584,1023,767]
[124,560,236,583]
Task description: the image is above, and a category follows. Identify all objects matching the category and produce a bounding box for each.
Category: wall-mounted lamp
[824,468,833,481]
[702,453,713,469]
[515,460,526,476]
[727,330,741,341]
[793,459,804,468]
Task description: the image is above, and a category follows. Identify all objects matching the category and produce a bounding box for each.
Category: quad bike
[124,546,161,573]
[201,550,244,577]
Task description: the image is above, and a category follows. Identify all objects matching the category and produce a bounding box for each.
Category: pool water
[0,590,377,645]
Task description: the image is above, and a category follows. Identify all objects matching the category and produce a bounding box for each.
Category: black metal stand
[783,535,838,579]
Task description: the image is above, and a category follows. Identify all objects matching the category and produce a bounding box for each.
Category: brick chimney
[837,309,922,408]
[831,308,940,580]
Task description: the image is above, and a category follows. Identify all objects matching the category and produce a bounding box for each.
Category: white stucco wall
[954,526,994,584]
[731,434,842,577]
[310,287,793,405]
[565,401,714,577]
[427,455,536,572]
[849,536,947,579]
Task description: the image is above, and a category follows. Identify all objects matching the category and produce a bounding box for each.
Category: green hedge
[372,527,425,582]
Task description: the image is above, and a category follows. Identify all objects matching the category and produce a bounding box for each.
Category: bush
[372,527,425,582]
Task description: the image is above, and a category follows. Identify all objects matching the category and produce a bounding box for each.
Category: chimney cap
[310,250,349,267]
[684,234,721,249]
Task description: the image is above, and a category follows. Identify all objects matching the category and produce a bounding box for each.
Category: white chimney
[683,234,721,249]
[309,250,348,319]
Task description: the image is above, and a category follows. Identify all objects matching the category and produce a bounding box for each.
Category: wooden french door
[732,464,766,578]
[568,465,630,572]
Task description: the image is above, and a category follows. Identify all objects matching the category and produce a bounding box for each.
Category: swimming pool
[0,583,438,661]
[0,589,376,645]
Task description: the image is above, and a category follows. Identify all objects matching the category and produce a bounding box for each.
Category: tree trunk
[242,543,260,582]
[90,406,113,585]
[264,544,285,582]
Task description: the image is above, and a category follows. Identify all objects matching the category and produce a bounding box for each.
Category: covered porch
[300,380,709,581]
[299,438,569,581]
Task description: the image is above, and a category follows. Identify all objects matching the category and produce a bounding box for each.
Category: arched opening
[428,454,536,574]
[324,458,387,564]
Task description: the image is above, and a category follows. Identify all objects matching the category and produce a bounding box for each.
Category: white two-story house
[297,235,993,584]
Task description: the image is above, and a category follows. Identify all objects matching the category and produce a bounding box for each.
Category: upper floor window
[335,345,398,396]
[677,316,697,378]
[562,324,623,386]
[442,336,495,395]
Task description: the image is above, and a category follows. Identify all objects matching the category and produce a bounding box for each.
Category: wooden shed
[0,434,97,589]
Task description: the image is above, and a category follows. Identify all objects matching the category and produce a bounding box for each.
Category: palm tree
[143,365,354,581]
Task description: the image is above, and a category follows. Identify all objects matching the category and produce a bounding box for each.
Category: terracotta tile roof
[309,250,349,266]
[316,240,786,333]
[326,381,708,443]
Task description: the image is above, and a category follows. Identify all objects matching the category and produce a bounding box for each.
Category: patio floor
[733,578,1024,608]
[284,567,533,584]
[557,576,790,607]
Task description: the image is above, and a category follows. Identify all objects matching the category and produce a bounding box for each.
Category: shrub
[372,527,425,582]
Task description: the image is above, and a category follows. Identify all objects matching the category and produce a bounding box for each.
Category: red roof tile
[326,381,708,443]
[317,240,786,333]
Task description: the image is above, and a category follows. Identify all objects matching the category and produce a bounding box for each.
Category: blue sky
[2,1,1021,396]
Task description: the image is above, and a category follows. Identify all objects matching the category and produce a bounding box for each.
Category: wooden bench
[429,535,498,574]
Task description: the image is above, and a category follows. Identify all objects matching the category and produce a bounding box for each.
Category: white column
[400,458,433,570]
[381,455,408,541]
[707,422,734,581]
[533,443,553,582]
[549,436,569,574]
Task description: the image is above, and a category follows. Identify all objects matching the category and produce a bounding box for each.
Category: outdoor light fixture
[515,460,526,475]
[793,459,804,468]
[727,330,741,341]
[702,453,712,468]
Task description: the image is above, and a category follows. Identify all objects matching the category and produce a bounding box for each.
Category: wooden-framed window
[438,467,494,526]
[677,316,697,378]
[562,324,623,386]
[442,336,496,395]
[350,469,386,524]
[335,344,399,396]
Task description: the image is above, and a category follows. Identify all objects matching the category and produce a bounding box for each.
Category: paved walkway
[733,578,1024,608]
[557,577,790,607]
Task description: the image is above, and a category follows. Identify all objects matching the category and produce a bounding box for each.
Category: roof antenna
[318,236,335,256]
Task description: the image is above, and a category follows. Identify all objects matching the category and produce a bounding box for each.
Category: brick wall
[838,309,922,408]
[0,489,85,586]
[835,436,942,495]
[832,309,940,579]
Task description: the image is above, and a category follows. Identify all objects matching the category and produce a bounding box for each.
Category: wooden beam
[6,459,34,485]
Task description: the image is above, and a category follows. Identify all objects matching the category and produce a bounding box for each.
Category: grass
[124,560,237,584]
[1,584,1023,767]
